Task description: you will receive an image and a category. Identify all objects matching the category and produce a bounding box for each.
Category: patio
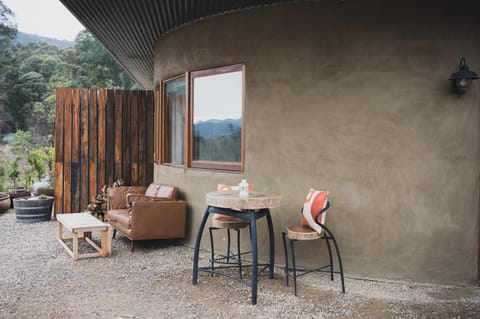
[1,210,479,318]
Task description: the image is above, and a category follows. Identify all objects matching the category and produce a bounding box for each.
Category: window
[158,64,245,172]
[162,75,186,166]
[190,65,245,171]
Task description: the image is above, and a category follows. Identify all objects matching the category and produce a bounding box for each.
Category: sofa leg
[130,240,134,252]
[112,229,116,239]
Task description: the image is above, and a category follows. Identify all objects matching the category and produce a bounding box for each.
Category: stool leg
[331,235,345,294]
[324,235,334,281]
[282,232,289,286]
[290,239,298,296]
[209,227,215,274]
[226,229,231,263]
[324,228,345,294]
[236,228,243,279]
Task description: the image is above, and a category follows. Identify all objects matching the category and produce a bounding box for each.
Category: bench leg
[58,222,63,241]
[101,228,108,257]
[73,232,79,261]
[107,226,112,256]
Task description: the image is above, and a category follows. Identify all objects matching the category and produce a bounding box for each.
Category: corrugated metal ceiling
[60,0,297,88]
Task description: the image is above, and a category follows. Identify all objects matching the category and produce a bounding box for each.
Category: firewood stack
[87,179,125,221]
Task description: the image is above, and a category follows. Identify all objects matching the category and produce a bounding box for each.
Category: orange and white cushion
[301,189,329,234]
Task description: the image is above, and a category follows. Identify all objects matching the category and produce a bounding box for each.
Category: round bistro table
[192,191,282,305]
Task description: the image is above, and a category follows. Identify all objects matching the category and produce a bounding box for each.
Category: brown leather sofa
[106,183,187,251]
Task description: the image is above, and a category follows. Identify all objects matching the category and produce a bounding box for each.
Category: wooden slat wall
[54,88,154,214]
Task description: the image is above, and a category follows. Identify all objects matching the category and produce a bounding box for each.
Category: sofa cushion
[108,186,146,209]
[116,213,131,228]
[106,208,129,222]
[157,184,178,200]
[145,184,161,197]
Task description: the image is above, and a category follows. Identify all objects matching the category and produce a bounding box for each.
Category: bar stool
[282,191,345,296]
[208,184,251,278]
[209,215,250,278]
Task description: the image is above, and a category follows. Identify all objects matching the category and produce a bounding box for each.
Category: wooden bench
[57,213,112,260]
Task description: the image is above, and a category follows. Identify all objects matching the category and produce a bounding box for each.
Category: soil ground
[1,210,480,319]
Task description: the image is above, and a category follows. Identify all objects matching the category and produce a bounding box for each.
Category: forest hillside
[0,0,140,191]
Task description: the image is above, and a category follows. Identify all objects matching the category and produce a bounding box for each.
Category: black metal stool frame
[208,223,252,279]
[282,202,345,296]
[193,206,275,305]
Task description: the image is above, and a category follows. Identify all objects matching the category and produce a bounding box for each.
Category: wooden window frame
[156,64,245,172]
[160,73,188,168]
[154,83,161,164]
[189,64,245,172]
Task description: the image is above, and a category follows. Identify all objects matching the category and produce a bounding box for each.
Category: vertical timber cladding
[54,88,154,214]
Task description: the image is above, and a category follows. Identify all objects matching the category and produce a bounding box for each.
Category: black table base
[192,206,275,305]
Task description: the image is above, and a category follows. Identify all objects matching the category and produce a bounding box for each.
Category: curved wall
[154,0,480,283]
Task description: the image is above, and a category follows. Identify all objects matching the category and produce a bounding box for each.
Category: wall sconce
[449,57,478,96]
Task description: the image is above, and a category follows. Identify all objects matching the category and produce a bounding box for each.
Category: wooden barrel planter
[0,192,10,213]
[14,196,54,223]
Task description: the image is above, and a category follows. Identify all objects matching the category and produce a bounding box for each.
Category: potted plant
[0,192,9,213]
[29,148,54,196]
[7,157,31,208]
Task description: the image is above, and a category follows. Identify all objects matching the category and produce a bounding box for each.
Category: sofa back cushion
[157,184,178,200]
[108,186,146,209]
[145,183,179,200]
[145,184,161,197]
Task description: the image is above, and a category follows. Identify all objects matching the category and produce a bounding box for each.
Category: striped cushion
[301,189,329,234]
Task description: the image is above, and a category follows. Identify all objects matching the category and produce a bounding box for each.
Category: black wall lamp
[449,57,478,96]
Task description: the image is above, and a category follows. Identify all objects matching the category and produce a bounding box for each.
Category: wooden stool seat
[286,225,323,240]
[212,217,249,229]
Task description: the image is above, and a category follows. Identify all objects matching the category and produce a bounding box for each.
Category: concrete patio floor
[1,210,479,318]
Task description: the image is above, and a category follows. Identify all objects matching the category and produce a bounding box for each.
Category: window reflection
[164,77,185,165]
[192,70,243,163]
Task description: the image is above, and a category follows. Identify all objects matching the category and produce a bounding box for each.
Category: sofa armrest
[129,200,187,239]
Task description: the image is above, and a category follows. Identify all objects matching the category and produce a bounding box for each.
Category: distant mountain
[194,118,241,140]
[193,118,242,162]
[15,32,75,49]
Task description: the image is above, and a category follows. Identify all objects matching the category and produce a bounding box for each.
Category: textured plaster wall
[153,0,480,284]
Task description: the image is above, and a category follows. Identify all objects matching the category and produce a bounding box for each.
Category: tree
[19,54,45,74]
[0,0,17,102]
[18,71,47,101]
[40,56,61,79]
[27,149,46,181]
[74,30,138,89]
[7,157,19,187]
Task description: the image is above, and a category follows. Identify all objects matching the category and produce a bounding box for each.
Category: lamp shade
[449,57,479,95]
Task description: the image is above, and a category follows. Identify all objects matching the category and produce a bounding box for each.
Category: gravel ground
[1,210,480,319]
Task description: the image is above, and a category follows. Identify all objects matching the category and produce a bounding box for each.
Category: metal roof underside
[60,0,297,88]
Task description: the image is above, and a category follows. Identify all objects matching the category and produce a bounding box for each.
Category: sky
[3,0,84,41]
[193,71,243,122]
